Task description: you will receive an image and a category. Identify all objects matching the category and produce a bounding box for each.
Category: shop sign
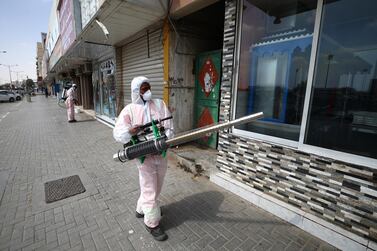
[49,38,62,70]
[80,0,104,28]
[100,59,115,75]
[46,0,60,56]
[59,0,76,54]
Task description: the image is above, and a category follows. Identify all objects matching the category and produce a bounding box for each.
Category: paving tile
[224,237,242,250]
[209,235,228,250]
[196,234,215,249]
[239,238,258,251]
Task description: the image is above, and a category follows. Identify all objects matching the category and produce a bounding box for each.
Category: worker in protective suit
[65,84,78,122]
[113,76,173,241]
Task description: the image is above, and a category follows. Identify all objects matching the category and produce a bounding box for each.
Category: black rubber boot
[135,211,144,218]
[145,225,168,241]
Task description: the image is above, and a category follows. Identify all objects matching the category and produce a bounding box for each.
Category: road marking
[15,102,22,107]
[0,112,10,123]
[2,112,9,119]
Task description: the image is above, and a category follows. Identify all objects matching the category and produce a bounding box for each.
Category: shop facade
[212,0,377,250]
[92,51,117,124]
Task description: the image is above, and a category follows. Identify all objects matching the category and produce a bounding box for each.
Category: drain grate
[44,175,86,203]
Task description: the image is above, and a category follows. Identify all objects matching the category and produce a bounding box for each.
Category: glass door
[100,71,110,116]
[99,59,116,119]
[92,65,101,114]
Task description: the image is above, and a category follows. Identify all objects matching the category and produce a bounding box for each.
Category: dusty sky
[0,0,51,84]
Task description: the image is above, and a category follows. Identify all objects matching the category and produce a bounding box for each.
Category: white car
[8,91,22,101]
[0,90,15,102]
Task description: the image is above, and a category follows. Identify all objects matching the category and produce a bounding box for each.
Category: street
[0,100,22,123]
[0,96,336,250]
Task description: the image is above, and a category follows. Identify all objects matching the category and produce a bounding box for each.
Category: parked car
[8,91,22,101]
[0,90,15,102]
[15,88,25,96]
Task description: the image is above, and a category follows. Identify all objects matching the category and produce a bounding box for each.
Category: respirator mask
[142,90,152,101]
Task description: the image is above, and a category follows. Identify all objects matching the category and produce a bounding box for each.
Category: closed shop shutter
[121,29,164,105]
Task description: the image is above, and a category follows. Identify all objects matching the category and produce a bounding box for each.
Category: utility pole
[0,64,18,84]
[12,70,24,87]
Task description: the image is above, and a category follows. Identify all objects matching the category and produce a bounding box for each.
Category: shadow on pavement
[161,191,284,231]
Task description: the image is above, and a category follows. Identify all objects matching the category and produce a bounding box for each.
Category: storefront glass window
[93,65,101,114]
[101,75,110,116]
[236,0,317,141]
[100,59,116,119]
[306,0,377,159]
[108,75,116,118]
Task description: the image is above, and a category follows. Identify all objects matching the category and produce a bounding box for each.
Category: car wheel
[9,97,15,102]
[16,96,21,101]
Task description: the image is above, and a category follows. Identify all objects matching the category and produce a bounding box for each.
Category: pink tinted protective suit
[65,87,77,121]
[113,76,173,228]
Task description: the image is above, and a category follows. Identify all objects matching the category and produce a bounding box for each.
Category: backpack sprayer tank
[113,112,263,162]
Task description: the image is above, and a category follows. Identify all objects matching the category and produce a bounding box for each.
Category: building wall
[217,0,377,244]
[168,31,196,133]
[41,33,48,80]
[36,42,44,79]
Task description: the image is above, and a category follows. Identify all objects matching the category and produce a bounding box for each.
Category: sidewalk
[0,96,336,250]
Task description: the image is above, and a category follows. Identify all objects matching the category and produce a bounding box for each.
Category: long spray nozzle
[113,112,263,162]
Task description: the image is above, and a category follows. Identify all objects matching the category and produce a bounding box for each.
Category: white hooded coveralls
[65,86,77,121]
[113,76,173,228]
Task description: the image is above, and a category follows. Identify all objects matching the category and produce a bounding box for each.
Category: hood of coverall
[131,76,150,104]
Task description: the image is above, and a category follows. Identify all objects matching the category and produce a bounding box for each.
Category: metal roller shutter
[121,29,164,105]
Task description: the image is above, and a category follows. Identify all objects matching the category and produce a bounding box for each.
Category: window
[235,0,317,141]
[305,0,377,159]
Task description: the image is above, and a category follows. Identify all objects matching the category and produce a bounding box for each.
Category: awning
[78,0,167,46]
[49,0,167,76]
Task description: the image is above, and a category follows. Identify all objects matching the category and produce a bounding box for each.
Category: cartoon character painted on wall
[199,58,219,97]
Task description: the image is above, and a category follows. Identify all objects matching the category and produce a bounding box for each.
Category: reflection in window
[236,0,317,141]
[92,65,101,114]
[306,0,377,159]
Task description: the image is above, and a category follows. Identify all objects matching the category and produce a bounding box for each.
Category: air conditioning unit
[75,67,82,76]
[83,63,92,73]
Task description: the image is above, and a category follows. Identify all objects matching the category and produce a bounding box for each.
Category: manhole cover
[44,175,86,203]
